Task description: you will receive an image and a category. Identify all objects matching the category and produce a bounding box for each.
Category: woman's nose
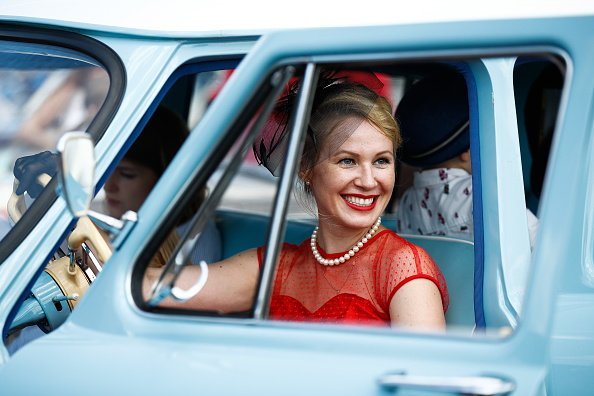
[355,165,377,189]
[104,175,117,192]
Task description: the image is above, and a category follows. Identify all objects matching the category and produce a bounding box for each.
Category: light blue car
[0,2,593,395]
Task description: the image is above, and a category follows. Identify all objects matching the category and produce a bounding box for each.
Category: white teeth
[344,196,374,206]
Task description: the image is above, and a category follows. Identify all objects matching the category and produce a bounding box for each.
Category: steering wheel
[7,175,51,223]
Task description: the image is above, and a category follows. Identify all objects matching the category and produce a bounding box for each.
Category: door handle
[378,372,515,395]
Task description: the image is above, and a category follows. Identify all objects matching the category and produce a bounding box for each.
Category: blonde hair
[303,83,399,170]
[296,83,400,211]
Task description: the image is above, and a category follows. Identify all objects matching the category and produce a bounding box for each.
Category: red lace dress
[257,229,449,326]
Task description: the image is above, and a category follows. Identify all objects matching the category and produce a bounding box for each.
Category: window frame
[132,45,569,336]
[131,59,288,311]
[0,23,126,264]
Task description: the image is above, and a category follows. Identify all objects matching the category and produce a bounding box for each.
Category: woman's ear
[299,174,309,185]
[298,166,309,182]
[460,149,471,163]
[299,169,312,188]
[459,149,472,174]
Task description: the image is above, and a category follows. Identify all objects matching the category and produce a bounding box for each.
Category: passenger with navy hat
[394,71,538,246]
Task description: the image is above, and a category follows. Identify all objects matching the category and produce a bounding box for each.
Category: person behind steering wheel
[104,104,222,265]
[13,104,222,266]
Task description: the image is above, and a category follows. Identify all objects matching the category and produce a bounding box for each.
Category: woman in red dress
[146,78,448,330]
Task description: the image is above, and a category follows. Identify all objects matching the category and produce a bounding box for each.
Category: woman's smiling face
[308,119,395,231]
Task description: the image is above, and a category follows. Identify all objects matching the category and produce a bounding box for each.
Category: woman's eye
[375,157,392,167]
[119,171,137,179]
[338,158,355,166]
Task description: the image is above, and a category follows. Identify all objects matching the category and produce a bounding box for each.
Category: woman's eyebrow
[116,164,137,171]
[332,149,394,157]
[377,150,395,157]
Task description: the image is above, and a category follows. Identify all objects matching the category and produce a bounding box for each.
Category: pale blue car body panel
[0,10,592,396]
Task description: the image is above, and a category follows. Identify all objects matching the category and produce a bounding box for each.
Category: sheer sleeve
[376,234,449,312]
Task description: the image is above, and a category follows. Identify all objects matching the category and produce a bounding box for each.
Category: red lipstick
[342,194,378,211]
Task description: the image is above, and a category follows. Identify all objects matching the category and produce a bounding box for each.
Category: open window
[137,53,566,337]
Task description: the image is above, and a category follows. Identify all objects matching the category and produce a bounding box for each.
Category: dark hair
[125,105,189,176]
[125,104,206,224]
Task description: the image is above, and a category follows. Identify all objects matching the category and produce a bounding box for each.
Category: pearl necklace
[310,217,382,266]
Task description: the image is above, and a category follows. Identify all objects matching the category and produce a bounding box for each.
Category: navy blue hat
[396,72,470,167]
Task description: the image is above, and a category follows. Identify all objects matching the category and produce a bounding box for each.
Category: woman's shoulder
[378,228,435,261]
[378,228,414,249]
[285,240,309,254]
[255,241,306,269]
[258,241,303,259]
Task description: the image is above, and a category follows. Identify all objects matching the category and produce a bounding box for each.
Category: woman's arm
[389,278,446,331]
[143,248,260,313]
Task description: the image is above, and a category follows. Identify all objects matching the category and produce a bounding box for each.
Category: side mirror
[56,132,95,217]
[56,131,133,238]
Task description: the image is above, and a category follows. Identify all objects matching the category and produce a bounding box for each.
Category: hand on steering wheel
[10,150,112,268]
[13,150,58,198]
[9,151,58,223]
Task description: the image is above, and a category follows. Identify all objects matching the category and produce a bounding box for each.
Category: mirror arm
[85,209,133,236]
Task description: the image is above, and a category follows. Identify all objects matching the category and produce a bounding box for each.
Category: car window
[0,40,110,240]
[140,54,566,337]
[81,64,238,271]
[91,67,235,214]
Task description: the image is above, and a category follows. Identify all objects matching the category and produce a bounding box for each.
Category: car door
[128,16,585,395]
[1,15,593,396]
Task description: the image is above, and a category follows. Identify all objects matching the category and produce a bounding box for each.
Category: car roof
[1,0,594,38]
